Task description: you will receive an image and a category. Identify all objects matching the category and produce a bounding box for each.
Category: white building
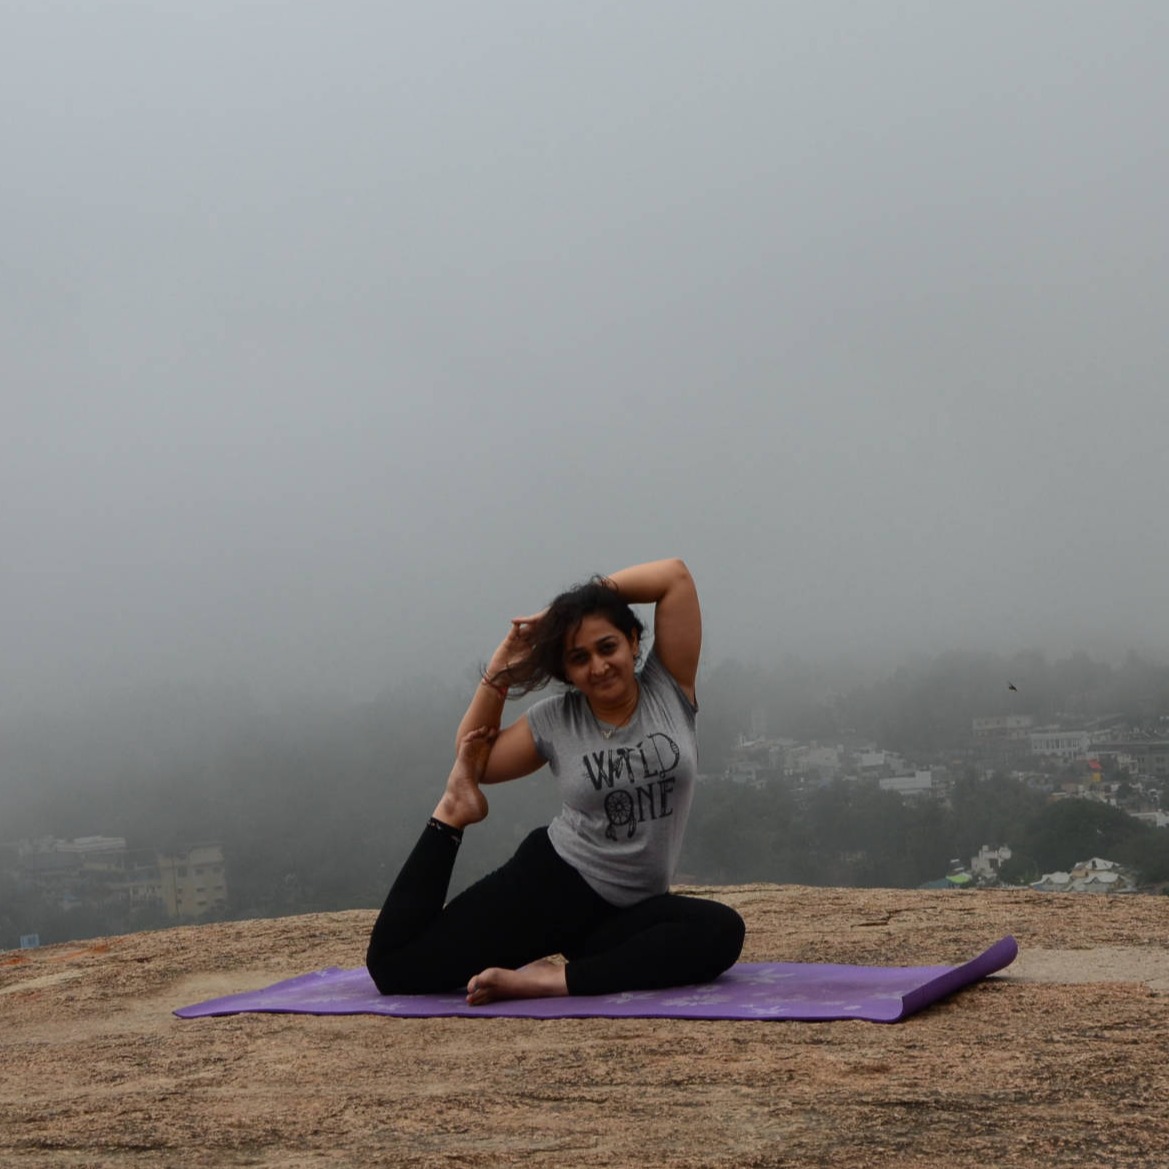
[971,844,1012,879]
[879,770,933,797]
[856,750,906,777]
[1132,810,1169,828]
[973,714,1034,740]
[1029,729,1091,758]
[789,744,844,778]
[1032,857,1136,893]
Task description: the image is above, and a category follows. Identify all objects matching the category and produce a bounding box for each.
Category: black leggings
[366,824,745,997]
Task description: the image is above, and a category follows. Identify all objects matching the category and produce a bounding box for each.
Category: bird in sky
[1008,683,1018,692]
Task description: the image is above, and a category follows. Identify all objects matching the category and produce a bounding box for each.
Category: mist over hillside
[5,2,1169,947]
[5,642,1169,950]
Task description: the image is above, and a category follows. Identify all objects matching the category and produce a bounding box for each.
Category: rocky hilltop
[3,885,1168,1168]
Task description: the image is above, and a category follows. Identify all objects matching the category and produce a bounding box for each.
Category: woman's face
[563,613,639,707]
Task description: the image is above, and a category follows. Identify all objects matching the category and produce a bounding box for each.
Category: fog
[4,1,1168,728]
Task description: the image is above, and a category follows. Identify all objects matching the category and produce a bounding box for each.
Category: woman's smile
[563,614,639,713]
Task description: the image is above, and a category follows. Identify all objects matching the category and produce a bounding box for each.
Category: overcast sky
[3,1,1167,718]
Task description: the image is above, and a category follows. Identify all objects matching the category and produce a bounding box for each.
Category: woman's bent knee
[366,948,462,996]
[366,949,407,995]
[690,902,745,981]
[720,905,747,965]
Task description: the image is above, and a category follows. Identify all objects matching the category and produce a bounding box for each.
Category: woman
[365,558,744,1004]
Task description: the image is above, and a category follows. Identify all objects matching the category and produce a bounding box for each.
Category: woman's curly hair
[489,576,645,696]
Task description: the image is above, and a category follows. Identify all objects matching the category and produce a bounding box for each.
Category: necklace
[592,683,640,740]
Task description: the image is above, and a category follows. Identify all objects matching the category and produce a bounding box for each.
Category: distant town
[715,707,1169,893]
[6,698,1169,952]
[1,840,228,946]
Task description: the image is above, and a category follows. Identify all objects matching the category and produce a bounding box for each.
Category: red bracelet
[481,678,509,699]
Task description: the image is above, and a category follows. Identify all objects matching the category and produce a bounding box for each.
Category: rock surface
[3,885,1168,1168]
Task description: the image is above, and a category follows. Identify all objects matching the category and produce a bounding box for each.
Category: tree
[1018,799,1145,874]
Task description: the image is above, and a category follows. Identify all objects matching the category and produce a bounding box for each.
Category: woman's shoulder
[640,648,698,717]
[525,686,587,738]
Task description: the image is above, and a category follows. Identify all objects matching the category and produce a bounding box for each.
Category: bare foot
[465,958,568,1006]
[432,726,494,830]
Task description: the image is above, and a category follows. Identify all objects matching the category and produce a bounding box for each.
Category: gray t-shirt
[526,650,698,907]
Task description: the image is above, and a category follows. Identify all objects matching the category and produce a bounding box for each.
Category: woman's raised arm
[603,558,700,702]
[454,623,546,784]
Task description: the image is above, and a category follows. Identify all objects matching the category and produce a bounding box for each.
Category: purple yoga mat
[175,935,1016,1023]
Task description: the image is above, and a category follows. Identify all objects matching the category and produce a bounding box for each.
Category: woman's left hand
[510,609,547,636]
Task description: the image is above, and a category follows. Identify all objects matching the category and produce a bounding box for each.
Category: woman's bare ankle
[433,726,494,830]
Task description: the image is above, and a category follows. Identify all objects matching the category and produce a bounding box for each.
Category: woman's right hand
[510,607,547,633]
[486,617,540,683]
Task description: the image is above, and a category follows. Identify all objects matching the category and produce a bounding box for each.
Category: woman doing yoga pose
[365,558,744,1005]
